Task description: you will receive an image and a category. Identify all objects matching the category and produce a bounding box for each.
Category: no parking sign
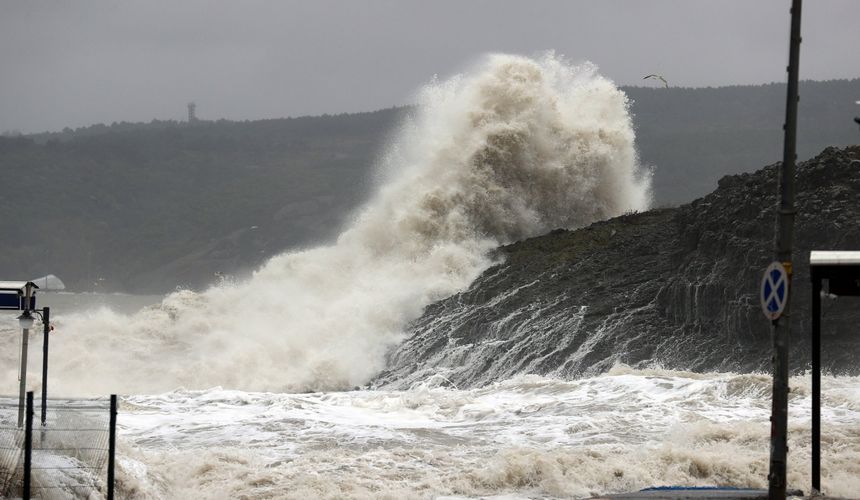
[761,261,790,320]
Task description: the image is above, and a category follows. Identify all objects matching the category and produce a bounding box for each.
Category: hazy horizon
[6,76,860,137]
[3,0,859,134]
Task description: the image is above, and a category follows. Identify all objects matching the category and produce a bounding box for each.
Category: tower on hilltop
[187,102,197,123]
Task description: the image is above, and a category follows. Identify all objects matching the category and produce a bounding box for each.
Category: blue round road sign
[761,261,789,320]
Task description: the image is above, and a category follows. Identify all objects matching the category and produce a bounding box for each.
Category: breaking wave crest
[2,53,650,395]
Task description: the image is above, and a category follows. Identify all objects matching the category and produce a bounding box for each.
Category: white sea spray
[0,53,649,395]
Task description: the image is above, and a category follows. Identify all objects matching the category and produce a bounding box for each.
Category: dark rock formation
[373,146,860,389]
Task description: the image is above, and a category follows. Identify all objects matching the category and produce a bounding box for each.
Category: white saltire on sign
[761,261,789,320]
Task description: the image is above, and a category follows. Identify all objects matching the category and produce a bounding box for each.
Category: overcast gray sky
[2,0,859,133]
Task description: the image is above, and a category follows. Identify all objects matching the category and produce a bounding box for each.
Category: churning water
[115,369,860,498]
[0,54,856,498]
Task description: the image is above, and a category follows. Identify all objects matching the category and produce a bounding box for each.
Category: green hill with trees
[0,80,857,293]
[627,79,860,202]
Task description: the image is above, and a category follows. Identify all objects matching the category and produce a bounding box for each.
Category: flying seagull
[643,74,669,88]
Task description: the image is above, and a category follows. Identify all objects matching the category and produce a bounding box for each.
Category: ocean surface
[2,295,858,498]
[114,368,860,499]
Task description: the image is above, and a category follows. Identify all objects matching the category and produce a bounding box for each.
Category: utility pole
[768,0,802,497]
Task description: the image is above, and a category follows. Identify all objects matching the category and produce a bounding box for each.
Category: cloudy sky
[2,0,859,133]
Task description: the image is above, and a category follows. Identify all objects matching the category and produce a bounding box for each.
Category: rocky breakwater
[373,146,860,389]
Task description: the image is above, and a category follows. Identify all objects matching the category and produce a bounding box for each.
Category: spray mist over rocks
[7,53,650,395]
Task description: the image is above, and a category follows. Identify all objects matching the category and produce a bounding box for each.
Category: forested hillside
[0,80,857,292]
[627,79,860,201]
[0,110,400,292]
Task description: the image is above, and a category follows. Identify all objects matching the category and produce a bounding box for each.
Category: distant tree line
[0,80,856,293]
[625,79,860,202]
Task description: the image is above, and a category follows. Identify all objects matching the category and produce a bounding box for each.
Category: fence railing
[0,392,116,499]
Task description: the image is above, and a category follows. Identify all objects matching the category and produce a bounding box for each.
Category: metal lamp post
[15,307,52,427]
[16,309,34,427]
[1,281,53,428]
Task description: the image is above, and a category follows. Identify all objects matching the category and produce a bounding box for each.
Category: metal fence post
[24,391,33,500]
[108,394,117,500]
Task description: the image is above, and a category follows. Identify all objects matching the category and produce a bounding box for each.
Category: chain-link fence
[0,393,115,499]
[0,402,23,495]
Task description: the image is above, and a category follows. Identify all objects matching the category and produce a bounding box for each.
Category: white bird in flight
[643,74,669,88]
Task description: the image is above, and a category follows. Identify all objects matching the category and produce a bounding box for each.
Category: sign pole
[40,306,50,426]
[768,0,802,497]
[811,270,821,492]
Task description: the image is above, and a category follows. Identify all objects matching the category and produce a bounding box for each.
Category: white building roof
[810,251,860,266]
[0,281,39,291]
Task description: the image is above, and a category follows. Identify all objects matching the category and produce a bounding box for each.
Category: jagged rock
[373,146,860,389]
